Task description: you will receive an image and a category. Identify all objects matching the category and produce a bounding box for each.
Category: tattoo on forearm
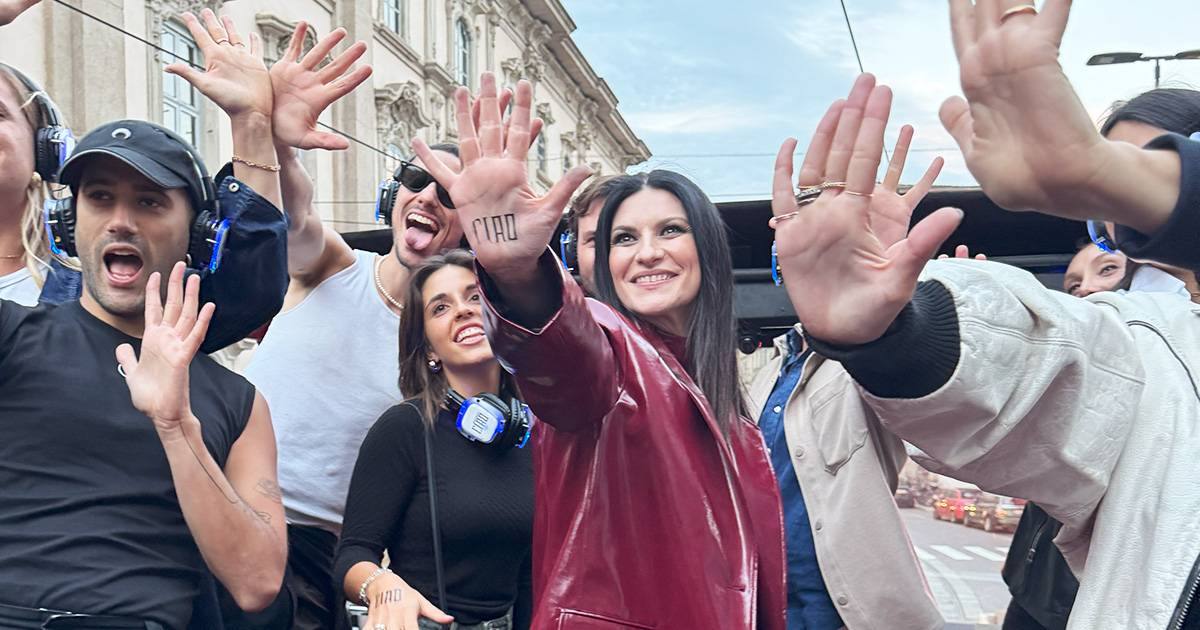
[255,479,283,503]
[374,588,403,607]
[253,508,272,524]
[472,214,518,243]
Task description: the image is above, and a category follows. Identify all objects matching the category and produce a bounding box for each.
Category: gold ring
[1000,5,1037,22]
[794,181,847,205]
[843,190,872,198]
[769,211,802,229]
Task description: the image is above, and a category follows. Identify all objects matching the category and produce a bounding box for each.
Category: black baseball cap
[58,119,206,209]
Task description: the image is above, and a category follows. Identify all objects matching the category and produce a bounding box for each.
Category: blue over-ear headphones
[44,124,228,275]
[1087,220,1118,254]
[0,63,75,184]
[558,231,575,272]
[445,389,532,450]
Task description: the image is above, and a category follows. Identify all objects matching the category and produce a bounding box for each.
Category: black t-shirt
[0,299,255,629]
[334,401,533,627]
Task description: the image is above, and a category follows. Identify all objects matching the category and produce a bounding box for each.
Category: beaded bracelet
[358,566,392,605]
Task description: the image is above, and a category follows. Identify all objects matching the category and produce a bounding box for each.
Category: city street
[901,506,1014,626]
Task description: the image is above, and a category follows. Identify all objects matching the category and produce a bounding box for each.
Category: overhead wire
[50,0,397,162]
[49,0,937,200]
[837,0,891,163]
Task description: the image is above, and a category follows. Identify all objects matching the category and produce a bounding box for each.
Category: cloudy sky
[560,0,1200,201]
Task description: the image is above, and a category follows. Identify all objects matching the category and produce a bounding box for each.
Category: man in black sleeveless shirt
[0,11,286,629]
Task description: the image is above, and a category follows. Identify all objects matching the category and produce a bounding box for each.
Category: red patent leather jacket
[479,254,786,630]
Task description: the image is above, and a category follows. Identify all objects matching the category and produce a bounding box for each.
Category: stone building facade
[0,0,650,231]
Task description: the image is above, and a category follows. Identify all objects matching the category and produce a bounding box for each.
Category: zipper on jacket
[1128,319,1200,630]
[1127,321,1200,400]
[1168,552,1200,629]
[1025,519,1049,566]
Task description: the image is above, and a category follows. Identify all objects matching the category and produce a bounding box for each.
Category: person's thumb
[542,165,593,216]
[419,598,454,624]
[893,207,963,276]
[938,97,973,155]
[301,130,350,151]
[164,63,205,89]
[115,343,138,376]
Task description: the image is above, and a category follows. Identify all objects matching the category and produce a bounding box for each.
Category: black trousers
[285,524,347,630]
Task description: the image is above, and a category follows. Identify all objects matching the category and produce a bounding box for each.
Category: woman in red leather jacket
[412,72,786,630]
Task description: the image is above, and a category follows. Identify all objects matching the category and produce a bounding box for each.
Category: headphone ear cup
[377,181,398,226]
[44,196,76,258]
[188,207,230,273]
[566,233,578,270]
[34,127,57,183]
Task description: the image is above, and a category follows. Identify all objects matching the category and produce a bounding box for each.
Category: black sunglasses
[395,161,455,209]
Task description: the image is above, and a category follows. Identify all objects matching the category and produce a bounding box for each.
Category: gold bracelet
[231,155,281,172]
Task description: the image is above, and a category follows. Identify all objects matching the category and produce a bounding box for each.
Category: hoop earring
[427,359,442,373]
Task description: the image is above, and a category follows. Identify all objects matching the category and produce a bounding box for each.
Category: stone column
[46,0,127,132]
[332,0,378,230]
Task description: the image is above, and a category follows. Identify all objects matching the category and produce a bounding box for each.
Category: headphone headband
[0,63,64,128]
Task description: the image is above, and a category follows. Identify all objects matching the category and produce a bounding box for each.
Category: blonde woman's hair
[0,66,74,287]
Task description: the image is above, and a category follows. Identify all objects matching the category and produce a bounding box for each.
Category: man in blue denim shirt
[758,329,843,629]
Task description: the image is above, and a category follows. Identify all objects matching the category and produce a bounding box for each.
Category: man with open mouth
[240,20,466,630]
[0,10,287,630]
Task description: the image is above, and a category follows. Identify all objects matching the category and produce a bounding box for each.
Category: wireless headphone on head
[0,63,76,184]
[375,173,401,226]
[558,230,576,272]
[444,389,532,451]
[44,123,229,274]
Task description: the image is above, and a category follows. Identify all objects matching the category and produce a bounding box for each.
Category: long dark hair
[398,249,516,424]
[1101,88,1200,137]
[592,171,746,432]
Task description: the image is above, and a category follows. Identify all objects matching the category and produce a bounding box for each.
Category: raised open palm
[940,0,1103,217]
[270,22,373,151]
[117,263,214,432]
[165,10,273,118]
[772,74,962,346]
[413,73,590,277]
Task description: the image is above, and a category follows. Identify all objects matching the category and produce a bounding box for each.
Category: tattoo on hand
[255,479,283,504]
[254,508,272,524]
[472,214,518,243]
[374,588,403,607]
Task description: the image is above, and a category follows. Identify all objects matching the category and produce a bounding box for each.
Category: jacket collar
[770,323,826,389]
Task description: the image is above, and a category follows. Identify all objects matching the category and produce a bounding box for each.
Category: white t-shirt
[244,250,402,533]
[0,265,44,306]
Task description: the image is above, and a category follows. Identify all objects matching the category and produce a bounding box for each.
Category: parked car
[933,488,980,523]
[895,486,915,508]
[963,494,1026,532]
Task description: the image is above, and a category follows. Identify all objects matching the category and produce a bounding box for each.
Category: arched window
[454,18,472,87]
[161,20,202,149]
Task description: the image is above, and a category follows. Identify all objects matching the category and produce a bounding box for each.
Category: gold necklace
[374,255,404,311]
[0,253,22,259]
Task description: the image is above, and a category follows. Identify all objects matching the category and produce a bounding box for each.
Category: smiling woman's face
[421,264,494,371]
[606,188,700,337]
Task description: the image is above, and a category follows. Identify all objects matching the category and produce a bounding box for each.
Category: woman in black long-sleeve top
[335,250,533,630]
